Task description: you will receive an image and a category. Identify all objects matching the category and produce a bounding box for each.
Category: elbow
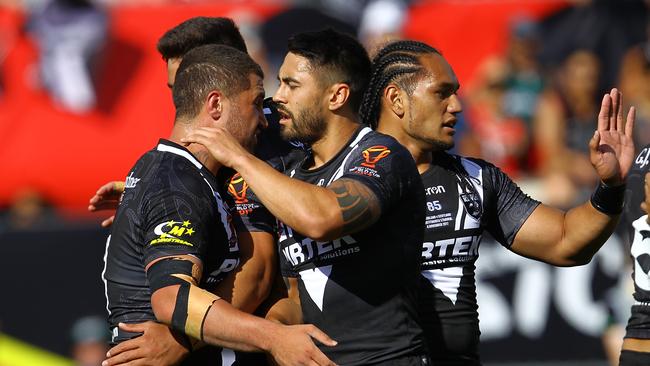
[552,252,594,267]
[566,254,594,267]
[294,211,341,242]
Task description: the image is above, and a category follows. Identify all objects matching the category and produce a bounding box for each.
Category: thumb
[118,322,147,333]
[589,130,600,153]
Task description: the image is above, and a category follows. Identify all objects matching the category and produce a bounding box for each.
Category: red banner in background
[0,1,567,211]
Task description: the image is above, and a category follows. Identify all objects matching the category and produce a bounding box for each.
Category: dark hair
[157,17,247,60]
[287,29,371,113]
[359,40,440,129]
[172,44,262,120]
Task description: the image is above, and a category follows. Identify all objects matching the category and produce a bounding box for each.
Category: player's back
[103,139,236,344]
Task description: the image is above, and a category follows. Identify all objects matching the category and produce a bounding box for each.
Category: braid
[360,40,441,129]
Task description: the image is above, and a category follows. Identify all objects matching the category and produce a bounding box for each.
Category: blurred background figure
[460,16,543,179]
[619,19,650,149]
[357,0,407,53]
[0,188,59,232]
[26,0,108,114]
[533,49,601,208]
[70,316,109,366]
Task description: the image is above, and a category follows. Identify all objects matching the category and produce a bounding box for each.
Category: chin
[431,139,454,152]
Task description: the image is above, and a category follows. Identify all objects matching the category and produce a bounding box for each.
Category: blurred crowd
[0,0,649,215]
[0,1,649,364]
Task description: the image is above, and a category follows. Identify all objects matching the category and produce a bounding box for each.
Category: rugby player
[619,143,650,365]
[102,44,335,366]
[359,40,636,365]
[91,17,297,366]
[182,29,430,365]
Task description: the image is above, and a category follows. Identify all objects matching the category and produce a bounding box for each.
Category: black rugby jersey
[623,144,650,340]
[103,139,239,345]
[419,152,540,364]
[278,127,426,365]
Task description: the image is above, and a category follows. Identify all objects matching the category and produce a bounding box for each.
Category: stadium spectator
[26,0,108,114]
[70,315,110,366]
[533,49,602,207]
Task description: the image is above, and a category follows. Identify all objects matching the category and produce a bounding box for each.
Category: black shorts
[619,350,650,366]
[370,354,430,366]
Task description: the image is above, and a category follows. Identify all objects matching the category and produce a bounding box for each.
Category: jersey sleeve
[226,172,277,234]
[141,174,219,267]
[484,163,541,248]
[338,140,418,212]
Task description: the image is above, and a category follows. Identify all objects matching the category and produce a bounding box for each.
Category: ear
[327,83,350,111]
[206,90,224,121]
[384,84,405,118]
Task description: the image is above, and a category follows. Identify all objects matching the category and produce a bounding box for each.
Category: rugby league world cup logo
[361,145,391,168]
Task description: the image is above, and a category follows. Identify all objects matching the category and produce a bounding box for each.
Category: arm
[213,231,277,313]
[265,277,303,326]
[511,88,636,266]
[104,232,278,366]
[182,130,381,241]
[147,255,337,366]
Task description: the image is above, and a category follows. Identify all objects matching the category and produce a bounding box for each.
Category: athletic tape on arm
[147,258,220,340]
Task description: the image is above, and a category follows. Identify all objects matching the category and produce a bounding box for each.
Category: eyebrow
[279,76,300,85]
[437,81,460,92]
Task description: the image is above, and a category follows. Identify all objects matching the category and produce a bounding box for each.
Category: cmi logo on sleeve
[227,174,249,204]
[149,220,196,246]
[361,145,391,168]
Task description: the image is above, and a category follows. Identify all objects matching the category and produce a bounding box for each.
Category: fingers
[625,106,636,139]
[598,93,611,131]
[588,130,600,156]
[118,321,149,334]
[89,201,120,212]
[101,215,115,228]
[181,127,225,145]
[610,88,621,132]
[311,349,337,366]
[102,350,143,366]
[305,325,337,347]
[106,337,141,358]
[97,181,125,196]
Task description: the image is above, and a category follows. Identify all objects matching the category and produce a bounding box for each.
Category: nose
[273,84,286,104]
[448,94,463,114]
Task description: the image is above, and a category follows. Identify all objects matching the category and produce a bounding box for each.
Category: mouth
[275,107,292,125]
[441,119,457,134]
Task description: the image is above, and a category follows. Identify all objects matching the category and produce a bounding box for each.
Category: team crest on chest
[460,191,482,220]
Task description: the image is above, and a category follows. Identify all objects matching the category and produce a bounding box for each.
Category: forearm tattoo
[330,179,381,235]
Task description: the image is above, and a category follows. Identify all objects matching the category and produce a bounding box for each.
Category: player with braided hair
[363,40,636,365]
[359,40,439,129]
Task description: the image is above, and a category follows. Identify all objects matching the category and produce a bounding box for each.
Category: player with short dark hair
[92,17,303,366]
[157,17,248,58]
[182,29,429,365]
[285,29,370,115]
[157,17,247,90]
[619,143,650,366]
[360,39,636,365]
[103,44,336,366]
